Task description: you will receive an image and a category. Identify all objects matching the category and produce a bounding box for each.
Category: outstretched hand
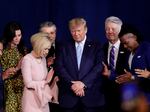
[102,62,110,77]
[135,68,150,78]
[115,69,133,84]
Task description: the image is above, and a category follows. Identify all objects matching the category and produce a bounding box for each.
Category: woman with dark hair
[0,21,27,112]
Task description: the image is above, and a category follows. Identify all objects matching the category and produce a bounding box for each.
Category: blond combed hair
[31,32,51,56]
[69,17,87,29]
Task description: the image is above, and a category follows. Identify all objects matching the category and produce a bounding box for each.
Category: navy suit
[103,42,128,112]
[126,42,150,103]
[55,38,105,110]
[103,42,128,76]
[47,43,61,112]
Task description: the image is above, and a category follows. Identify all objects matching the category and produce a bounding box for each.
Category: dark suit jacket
[102,42,128,112]
[55,38,105,108]
[127,42,150,94]
[47,45,55,58]
[103,42,128,76]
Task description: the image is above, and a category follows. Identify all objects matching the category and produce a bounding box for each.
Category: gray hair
[39,21,56,31]
[105,16,123,26]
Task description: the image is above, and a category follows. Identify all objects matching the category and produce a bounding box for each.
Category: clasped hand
[2,67,17,80]
[71,81,85,97]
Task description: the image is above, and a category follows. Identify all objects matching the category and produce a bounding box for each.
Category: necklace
[31,51,42,64]
[36,58,42,64]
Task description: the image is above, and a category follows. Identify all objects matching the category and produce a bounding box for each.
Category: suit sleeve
[55,46,73,87]
[82,46,104,88]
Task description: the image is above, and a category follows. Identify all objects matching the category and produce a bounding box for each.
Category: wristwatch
[131,75,135,80]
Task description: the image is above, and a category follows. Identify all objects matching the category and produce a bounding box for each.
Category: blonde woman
[21,32,58,112]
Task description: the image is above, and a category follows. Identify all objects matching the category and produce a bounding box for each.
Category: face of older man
[41,26,56,42]
[105,22,121,44]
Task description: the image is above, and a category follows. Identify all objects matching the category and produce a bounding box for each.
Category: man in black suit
[39,21,59,112]
[55,17,105,112]
[39,21,56,66]
[102,16,128,112]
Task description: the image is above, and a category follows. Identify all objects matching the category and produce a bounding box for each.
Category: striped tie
[109,46,115,71]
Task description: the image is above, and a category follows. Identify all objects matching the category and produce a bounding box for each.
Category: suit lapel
[68,41,78,71]
[131,45,142,69]
[116,44,125,66]
[103,43,109,65]
[79,40,92,75]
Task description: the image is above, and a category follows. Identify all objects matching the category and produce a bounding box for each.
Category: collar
[75,35,87,47]
[109,39,120,50]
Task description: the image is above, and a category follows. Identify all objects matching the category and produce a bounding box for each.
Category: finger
[137,75,143,77]
[115,76,127,84]
[50,68,54,71]
[124,69,128,73]
[134,69,141,72]
[115,77,122,83]
[115,79,122,84]
[135,71,141,74]
[102,61,107,67]
[102,61,105,66]
[76,92,81,96]
[71,81,76,84]
[71,86,78,92]
[74,89,81,95]
[115,79,125,84]
[81,90,85,96]
[116,75,124,79]
[117,75,133,83]
[80,90,85,97]
[77,89,84,97]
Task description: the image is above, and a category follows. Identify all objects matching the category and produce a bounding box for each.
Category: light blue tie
[76,43,82,69]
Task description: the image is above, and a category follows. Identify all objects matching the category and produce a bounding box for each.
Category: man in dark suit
[102,16,128,112]
[116,24,150,110]
[55,18,105,112]
[39,21,59,112]
[39,21,56,67]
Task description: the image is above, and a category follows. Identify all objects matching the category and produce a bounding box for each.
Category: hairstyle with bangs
[2,21,27,55]
[30,32,51,56]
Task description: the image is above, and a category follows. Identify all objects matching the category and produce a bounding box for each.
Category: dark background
[0,0,149,48]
